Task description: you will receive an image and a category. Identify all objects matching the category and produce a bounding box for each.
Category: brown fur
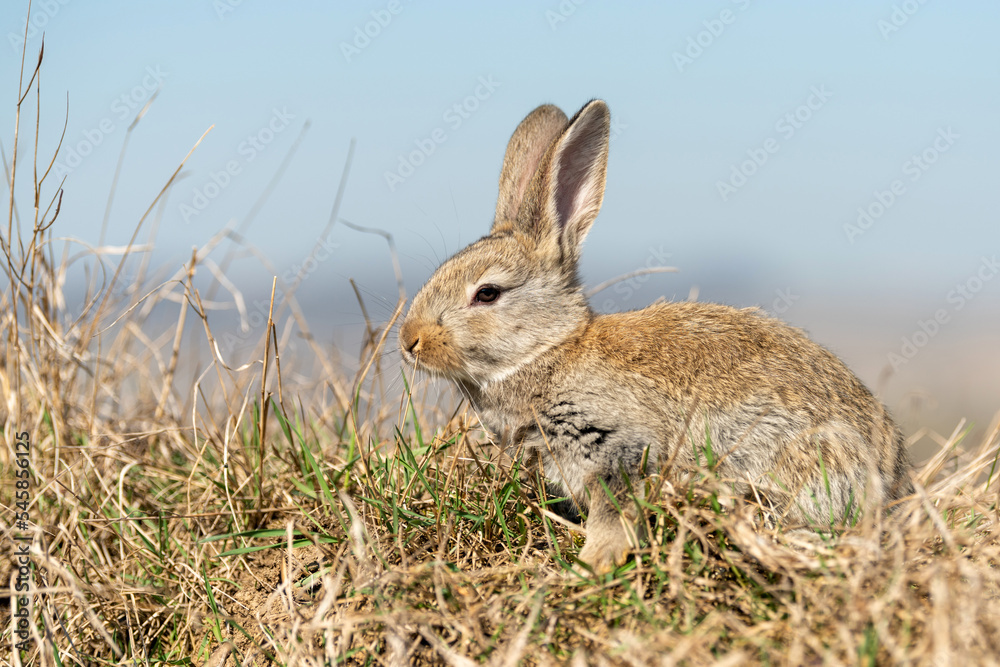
[399,100,912,573]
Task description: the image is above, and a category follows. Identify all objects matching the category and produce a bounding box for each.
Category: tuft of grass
[3,30,1000,667]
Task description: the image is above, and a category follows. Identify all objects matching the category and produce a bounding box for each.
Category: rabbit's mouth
[398,318,468,380]
[400,352,478,387]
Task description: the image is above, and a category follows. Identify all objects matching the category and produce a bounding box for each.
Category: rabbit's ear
[493,104,568,228]
[540,100,610,264]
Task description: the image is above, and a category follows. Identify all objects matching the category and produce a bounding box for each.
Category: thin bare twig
[585,265,679,298]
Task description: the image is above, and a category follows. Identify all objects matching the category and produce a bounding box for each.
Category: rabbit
[398,100,912,574]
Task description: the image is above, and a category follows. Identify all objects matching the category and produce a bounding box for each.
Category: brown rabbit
[399,100,911,573]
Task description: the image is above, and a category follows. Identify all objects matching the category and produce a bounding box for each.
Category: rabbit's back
[583,301,881,425]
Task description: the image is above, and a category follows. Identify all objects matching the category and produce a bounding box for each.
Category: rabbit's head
[399,100,611,386]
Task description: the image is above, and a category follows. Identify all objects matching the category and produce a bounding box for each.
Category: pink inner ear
[554,130,602,231]
[556,165,594,231]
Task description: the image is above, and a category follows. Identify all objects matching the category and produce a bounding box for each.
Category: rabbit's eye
[473,285,501,305]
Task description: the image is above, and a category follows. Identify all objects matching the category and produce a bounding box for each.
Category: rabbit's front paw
[576,527,631,575]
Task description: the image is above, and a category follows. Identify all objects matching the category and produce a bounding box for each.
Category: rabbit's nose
[399,321,421,354]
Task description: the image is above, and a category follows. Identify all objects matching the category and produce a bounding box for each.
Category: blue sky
[2,1,998,430]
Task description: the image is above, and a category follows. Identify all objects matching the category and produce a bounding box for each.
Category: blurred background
[1,0,997,455]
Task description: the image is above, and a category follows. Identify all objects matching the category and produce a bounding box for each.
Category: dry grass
[3,37,1000,667]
